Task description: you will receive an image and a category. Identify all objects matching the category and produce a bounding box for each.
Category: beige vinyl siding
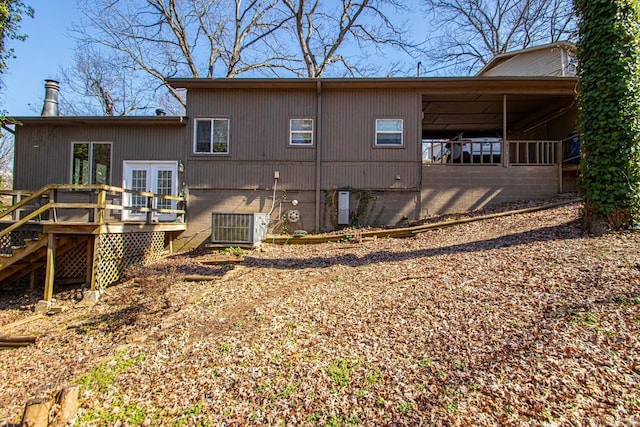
[186,87,421,192]
[321,88,420,162]
[322,163,420,190]
[187,88,317,162]
[14,124,186,190]
[186,86,319,192]
[187,161,316,191]
[482,48,568,77]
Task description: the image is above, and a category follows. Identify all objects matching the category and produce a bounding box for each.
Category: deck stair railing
[0,184,186,297]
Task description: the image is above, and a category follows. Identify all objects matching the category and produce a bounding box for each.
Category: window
[194,118,229,154]
[290,118,314,146]
[375,119,403,146]
[71,142,111,185]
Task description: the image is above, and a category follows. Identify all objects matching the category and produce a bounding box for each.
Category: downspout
[315,80,322,232]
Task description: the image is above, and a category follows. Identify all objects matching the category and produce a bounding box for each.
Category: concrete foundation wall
[175,165,559,250]
[176,188,421,250]
[420,164,559,216]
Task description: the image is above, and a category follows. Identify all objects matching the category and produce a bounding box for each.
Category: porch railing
[509,140,559,165]
[422,140,560,166]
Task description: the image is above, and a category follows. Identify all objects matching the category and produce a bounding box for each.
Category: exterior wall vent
[211,212,268,246]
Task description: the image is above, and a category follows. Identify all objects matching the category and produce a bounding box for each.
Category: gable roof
[476,41,576,77]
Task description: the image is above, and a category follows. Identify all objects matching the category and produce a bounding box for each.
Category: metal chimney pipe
[41,79,60,117]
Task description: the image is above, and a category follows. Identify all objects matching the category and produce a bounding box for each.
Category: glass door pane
[131,169,148,214]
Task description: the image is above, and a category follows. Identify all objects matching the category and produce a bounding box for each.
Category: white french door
[122,161,178,222]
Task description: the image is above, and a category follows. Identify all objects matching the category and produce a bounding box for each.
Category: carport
[417,77,579,215]
[420,77,577,141]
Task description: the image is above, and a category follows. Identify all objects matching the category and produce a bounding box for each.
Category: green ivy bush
[575,0,640,232]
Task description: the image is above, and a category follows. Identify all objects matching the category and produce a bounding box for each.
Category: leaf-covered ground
[1,199,639,425]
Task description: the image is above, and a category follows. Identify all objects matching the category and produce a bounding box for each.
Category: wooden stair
[0,234,88,287]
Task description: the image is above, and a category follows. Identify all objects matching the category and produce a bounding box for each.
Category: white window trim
[70,141,113,185]
[194,118,230,154]
[289,118,314,146]
[375,118,404,147]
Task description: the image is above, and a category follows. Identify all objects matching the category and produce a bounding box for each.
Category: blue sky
[1,1,428,117]
[2,0,77,116]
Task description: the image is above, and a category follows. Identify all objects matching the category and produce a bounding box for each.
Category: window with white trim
[194,118,229,154]
[375,119,403,146]
[71,142,111,184]
[289,118,314,146]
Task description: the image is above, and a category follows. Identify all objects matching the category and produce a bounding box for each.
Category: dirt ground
[1,196,639,426]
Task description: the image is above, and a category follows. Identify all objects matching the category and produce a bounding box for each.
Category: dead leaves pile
[1,200,639,425]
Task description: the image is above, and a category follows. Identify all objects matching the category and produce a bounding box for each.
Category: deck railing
[0,184,186,242]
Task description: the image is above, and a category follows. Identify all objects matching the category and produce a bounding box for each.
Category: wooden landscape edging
[266,198,582,245]
[0,334,36,349]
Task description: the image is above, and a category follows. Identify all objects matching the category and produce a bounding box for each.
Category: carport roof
[421,92,576,136]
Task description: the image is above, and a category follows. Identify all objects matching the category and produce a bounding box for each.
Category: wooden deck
[0,185,187,310]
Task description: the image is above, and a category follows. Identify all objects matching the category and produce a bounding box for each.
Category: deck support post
[85,236,94,286]
[89,236,99,292]
[43,233,55,302]
[83,236,103,302]
[29,270,37,290]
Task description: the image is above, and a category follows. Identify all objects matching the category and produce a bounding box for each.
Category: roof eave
[167,76,577,94]
[10,116,188,126]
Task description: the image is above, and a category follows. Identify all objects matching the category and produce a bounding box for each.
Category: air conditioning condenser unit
[211,212,268,246]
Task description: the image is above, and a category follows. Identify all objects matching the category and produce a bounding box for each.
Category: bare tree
[73,0,293,109]
[422,0,576,75]
[58,47,165,116]
[281,0,414,77]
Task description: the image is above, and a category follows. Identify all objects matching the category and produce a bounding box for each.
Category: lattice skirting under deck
[93,231,166,289]
[56,239,89,281]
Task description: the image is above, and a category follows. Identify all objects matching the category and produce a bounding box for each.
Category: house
[11,74,578,254]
